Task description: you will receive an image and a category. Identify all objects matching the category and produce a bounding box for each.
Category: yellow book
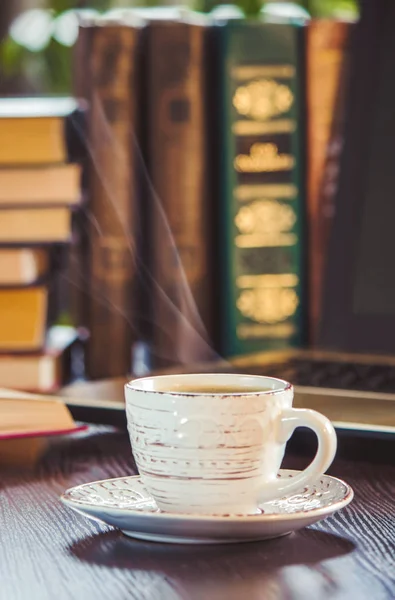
[0,287,48,351]
[0,164,81,205]
[0,207,71,243]
[0,249,49,285]
[0,97,78,165]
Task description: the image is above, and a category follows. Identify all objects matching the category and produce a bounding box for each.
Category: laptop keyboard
[239,359,395,394]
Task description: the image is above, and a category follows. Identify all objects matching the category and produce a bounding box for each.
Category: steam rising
[65,95,222,371]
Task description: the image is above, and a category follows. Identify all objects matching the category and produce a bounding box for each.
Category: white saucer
[61,470,353,544]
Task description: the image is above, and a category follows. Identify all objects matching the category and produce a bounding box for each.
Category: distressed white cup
[125,373,337,515]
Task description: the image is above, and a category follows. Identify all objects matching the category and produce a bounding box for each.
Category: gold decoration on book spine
[233,79,294,121]
[233,119,296,136]
[92,237,133,282]
[237,274,299,288]
[234,143,294,173]
[237,323,296,339]
[235,184,297,201]
[237,287,299,324]
[235,200,296,235]
[232,65,295,80]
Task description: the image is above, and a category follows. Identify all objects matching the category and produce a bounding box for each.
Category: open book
[0,389,86,466]
[0,388,85,440]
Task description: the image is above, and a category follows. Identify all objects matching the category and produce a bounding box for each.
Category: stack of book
[73,10,355,377]
[0,97,84,392]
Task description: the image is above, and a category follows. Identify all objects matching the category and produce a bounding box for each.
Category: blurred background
[10,0,395,400]
[1,1,358,95]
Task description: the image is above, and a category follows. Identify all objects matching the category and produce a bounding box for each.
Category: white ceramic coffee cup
[125,373,337,515]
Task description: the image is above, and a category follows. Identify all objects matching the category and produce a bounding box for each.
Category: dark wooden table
[1,425,395,600]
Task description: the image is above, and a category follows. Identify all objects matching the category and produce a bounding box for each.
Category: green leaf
[235,0,263,18]
[0,37,25,76]
[52,0,112,13]
[296,0,358,17]
[42,37,72,93]
[56,310,73,326]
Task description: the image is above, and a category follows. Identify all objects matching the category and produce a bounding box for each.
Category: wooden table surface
[1,425,394,600]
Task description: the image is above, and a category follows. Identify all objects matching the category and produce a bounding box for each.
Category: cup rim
[125,373,292,396]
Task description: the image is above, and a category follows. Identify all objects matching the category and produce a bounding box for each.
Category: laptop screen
[320,0,395,353]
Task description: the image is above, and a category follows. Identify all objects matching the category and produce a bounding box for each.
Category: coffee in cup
[125,373,337,515]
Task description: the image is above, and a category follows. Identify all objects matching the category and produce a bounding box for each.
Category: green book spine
[217,21,305,357]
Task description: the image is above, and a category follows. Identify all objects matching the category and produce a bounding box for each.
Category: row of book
[71,10,353,377]
[0,97,85,392]
[71,10,354,379]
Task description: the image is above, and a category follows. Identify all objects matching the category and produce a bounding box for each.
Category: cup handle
[259,408,337,503]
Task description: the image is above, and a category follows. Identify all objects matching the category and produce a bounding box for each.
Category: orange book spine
[306,20,354,344]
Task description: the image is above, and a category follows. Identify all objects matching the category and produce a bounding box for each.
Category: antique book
[86,21,144,378]
[306,19,354,344]
[0,248,49,285]
[0,164,81,205]
[0,287,48,351]
[148,19,216,367]
[73,21,96,100]
[0,326,79,393]
[0,388,85,467]
[0,206,71,244]
[0,97,79,165]
[215,21,305,357]
[69,22,95,331]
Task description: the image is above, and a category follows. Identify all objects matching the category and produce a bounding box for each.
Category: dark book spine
[306,20,353,345]
[68,24,95,334]
[73,24,95,100]
[148,22,216,367]
[217,22,305,357]
[86,24,142,378]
